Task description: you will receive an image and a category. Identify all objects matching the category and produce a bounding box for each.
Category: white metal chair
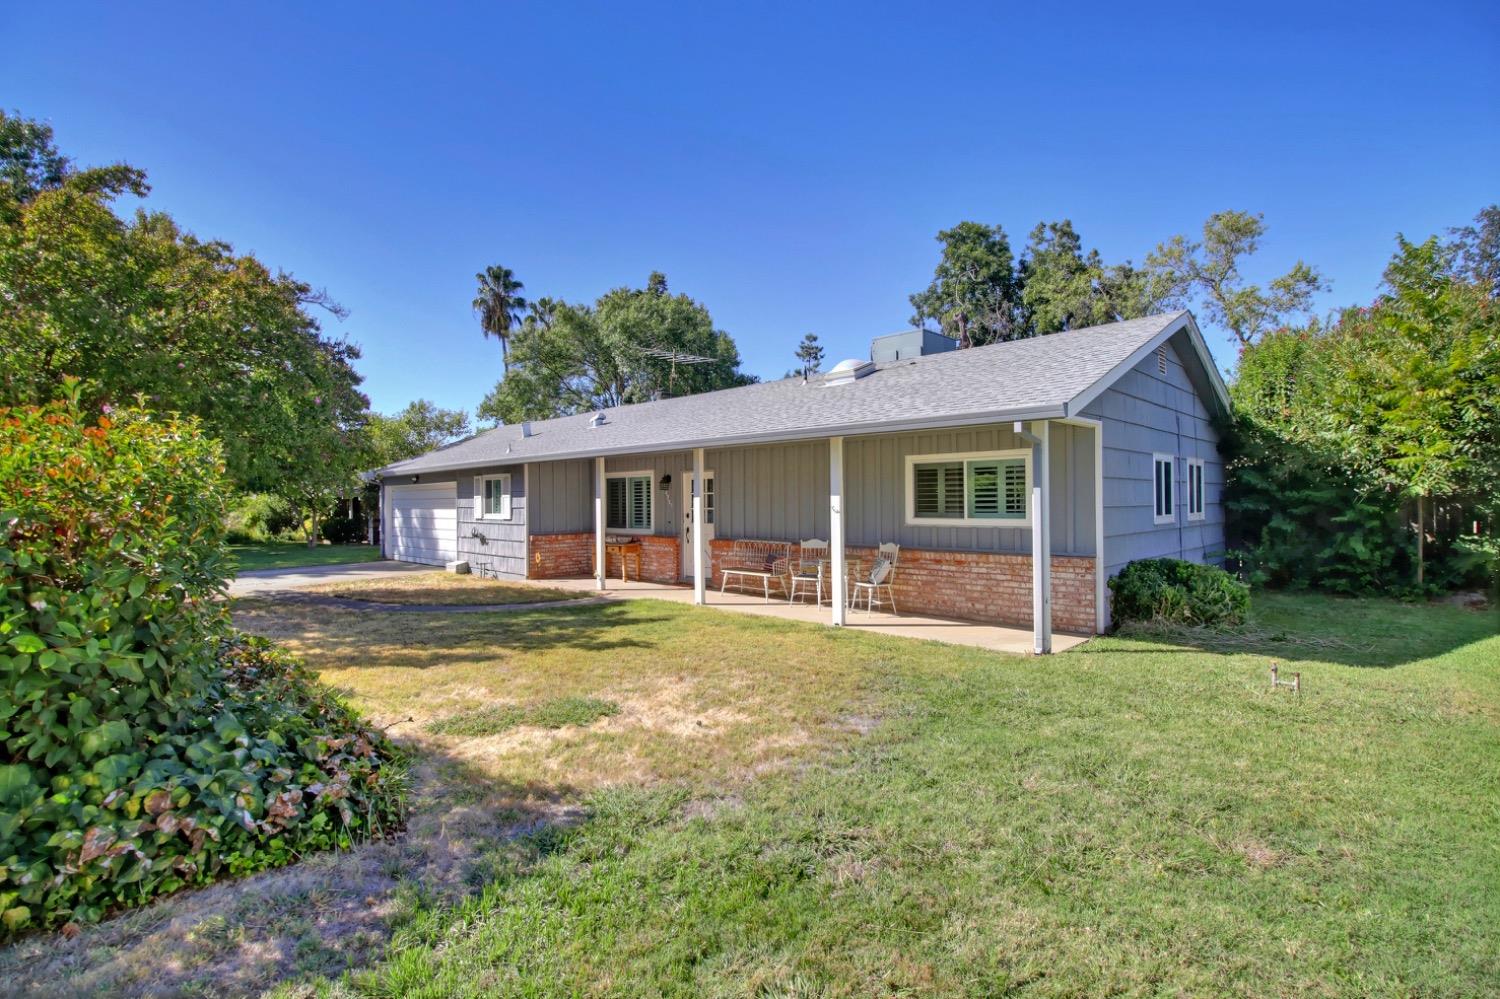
[849,542,899,614]
[787,539,828,605]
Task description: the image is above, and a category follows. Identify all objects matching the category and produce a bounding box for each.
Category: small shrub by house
[0,396,405,934]
[1109,557,1250,628]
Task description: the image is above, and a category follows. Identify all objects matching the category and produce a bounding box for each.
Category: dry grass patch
[299,570,584,605]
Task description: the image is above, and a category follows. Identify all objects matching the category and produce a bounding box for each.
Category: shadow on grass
[1081,590,1498,669]
[0,737,592,999]
[234,599,672,667]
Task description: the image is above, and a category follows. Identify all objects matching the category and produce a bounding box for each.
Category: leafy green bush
[0,395,405,934]
[319,514,364,545]
[225,493,299,543]
[1109,558,1250,629]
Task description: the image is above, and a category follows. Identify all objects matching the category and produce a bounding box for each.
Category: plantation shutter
[629,476,652,530]
[913,462,964,518]
[967,458,1027,520]
[607,478,627,529]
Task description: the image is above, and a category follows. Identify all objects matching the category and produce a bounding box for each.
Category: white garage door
[385,481,457,566]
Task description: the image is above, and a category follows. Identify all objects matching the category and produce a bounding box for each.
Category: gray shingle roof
[386,311,1210,474]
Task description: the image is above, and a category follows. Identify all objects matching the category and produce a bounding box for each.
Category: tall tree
[1448,204,1499,297]
[368,399,473,466]
[1018,220,1153,333]
[1145,210,1326,346]
[0,109,369,502]
[472,264,528,370]
[909,222,1024,347]
[794,332,824,377]
[478,273,753,424]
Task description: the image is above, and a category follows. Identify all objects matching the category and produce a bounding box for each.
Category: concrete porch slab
[542,576,1091,656]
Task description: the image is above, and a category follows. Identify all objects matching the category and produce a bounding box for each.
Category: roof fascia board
[1063,312,1231,419]
[378,404,1068,477]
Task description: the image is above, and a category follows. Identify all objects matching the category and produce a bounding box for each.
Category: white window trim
[903,449,1032,529]
[605,469,655,535]
[1152,453,1176,525]
[475,472,513,521]
[1186,457,1206,521]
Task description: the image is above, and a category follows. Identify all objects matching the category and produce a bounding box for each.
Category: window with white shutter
[906,450,1030,527]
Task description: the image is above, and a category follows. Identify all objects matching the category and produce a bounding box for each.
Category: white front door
[680,472,715,579]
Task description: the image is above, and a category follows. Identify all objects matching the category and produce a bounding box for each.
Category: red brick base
[709,538,1096,634]
[527,532,681,585]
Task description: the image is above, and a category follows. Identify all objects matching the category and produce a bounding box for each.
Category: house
[377,311,1230,652]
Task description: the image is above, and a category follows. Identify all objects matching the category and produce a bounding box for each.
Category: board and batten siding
[456,464,528,578]
[528,459,592,534]
[525,424,1097,557]
[1080,336,1225,578]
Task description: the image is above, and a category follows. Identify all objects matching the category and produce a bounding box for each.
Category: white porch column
[1032,420,1052,654]
[593,456,606,591]
[692,447,706,604]
[829,435,846,626]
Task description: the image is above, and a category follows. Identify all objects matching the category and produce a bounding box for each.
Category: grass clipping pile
[0,395,406,935]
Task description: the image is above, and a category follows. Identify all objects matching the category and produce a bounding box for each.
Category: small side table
[598,540,643,582]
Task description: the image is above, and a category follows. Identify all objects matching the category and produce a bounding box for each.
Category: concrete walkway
[228,559,431,596]
[231,560,1090,656]
[546,577,1091,656]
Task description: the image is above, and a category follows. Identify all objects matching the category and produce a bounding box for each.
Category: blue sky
[7,1,1497,415]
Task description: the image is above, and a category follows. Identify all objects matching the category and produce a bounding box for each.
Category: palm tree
[473,265,528,371]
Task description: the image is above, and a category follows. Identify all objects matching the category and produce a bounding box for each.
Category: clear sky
[7,1,1497,415]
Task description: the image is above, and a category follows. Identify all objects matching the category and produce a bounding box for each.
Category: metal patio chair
[849,542,900,614]
[787,539,828,605]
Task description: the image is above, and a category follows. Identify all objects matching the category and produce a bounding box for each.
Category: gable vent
[1156,344,1168,374]
[820,358,876,386]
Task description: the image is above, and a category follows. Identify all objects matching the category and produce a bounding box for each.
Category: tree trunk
[1416,494,1425,587]
[308,505,320,549]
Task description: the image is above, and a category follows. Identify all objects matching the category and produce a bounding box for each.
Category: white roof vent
[588,411,607,428]
[820,358,876,386]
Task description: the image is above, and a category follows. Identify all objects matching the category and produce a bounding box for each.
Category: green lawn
[228,540,382,572]
[318,592,1497,997]
[9,591,1496,997]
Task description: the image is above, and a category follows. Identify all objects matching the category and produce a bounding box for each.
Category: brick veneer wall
[528,532,594,580]
[527,532,681,585]
[708,538,1096,634]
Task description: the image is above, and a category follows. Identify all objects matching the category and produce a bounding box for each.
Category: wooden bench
[719,540,794,602]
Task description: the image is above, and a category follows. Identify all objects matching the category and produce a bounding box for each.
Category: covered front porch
[524,418,1105,654]
[541,576,1092,655]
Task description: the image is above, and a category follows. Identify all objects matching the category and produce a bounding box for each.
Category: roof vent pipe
[520,421,534,438]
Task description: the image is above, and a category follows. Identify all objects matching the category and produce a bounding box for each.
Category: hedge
[0,394,405,933]
[1108,557,1250,629]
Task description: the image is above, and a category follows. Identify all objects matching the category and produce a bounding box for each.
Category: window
[906,450,1030,527]
[475,473,511,520]
[1187,458,1205,521]
[965,458,1027,520]
[704,476,715,525]
[1153,454,1175,525]
[606,473,652,531]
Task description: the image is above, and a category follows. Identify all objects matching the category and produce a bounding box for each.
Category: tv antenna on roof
[638,344,718,399]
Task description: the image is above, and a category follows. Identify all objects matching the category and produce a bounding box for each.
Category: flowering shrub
[0,395,405,934]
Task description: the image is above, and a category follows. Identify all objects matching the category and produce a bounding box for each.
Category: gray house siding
[1081,338,1225,578]
[526,424,1098,557]
[455,464,528,578]
[528,459,592,534]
